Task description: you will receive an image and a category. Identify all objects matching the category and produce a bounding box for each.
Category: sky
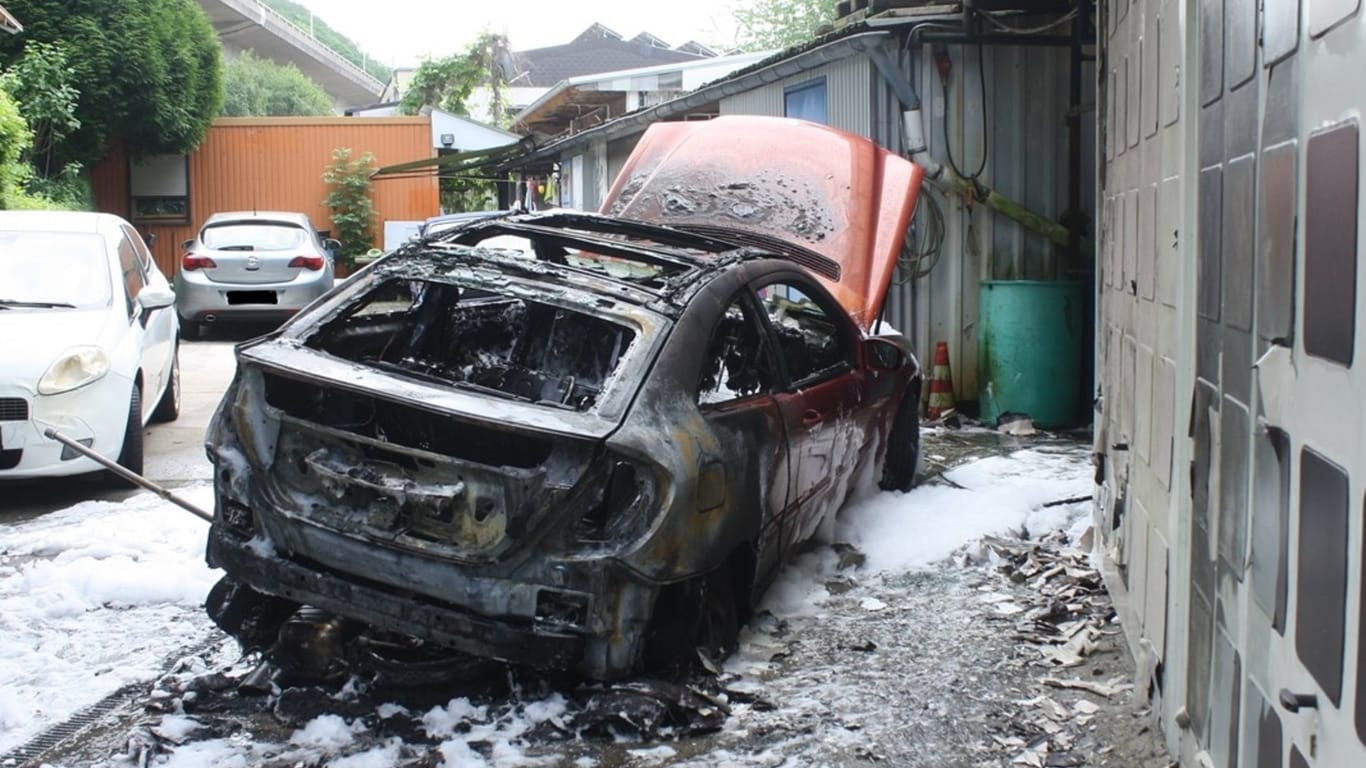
[292,0,745,70]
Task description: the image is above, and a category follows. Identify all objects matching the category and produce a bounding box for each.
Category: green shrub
[0,84,33,208]
[322,147,377,270]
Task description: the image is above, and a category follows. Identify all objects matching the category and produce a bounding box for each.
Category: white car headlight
[38,346,111,395]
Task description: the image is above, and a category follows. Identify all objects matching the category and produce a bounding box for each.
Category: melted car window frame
[753,277,855,389]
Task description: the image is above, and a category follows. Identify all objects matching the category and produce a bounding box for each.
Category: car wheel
[108,387,144,485]
[151,346,181,423]
[878,385,921,492]
[642,565,740,673]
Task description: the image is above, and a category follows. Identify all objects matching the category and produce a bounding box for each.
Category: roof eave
[501,31,893,170]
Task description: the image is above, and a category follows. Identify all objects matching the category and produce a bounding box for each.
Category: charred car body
[204,117,926,679]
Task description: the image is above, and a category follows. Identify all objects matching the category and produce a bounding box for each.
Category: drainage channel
[1,636,227,767]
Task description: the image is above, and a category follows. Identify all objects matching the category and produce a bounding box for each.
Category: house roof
[503,30,895,172]
[0,3,22,34]
[509,23,710,88]
[510,49,777,136]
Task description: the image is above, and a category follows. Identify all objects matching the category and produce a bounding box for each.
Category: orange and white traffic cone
[925,341,956,420]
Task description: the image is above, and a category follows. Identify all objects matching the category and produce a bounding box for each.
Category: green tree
[0,84,33,208]
[0,41,79,177]
[322,148,377,269]
[260,0,391,82]
[221,51,334,117]
[0,0,223,168]
[733,0,837,52]
[399,33,509,122]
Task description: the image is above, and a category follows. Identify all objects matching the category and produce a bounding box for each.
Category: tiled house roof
[510,23,710,88]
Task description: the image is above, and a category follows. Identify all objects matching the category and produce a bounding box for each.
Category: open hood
[601,116,924,331]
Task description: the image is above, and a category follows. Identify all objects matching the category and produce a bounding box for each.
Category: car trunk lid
[601,116,925,332]
[193,221,315,285]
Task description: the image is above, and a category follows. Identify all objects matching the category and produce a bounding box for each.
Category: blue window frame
[784,78,827,124]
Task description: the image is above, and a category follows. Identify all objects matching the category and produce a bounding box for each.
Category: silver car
[174,211,338,336]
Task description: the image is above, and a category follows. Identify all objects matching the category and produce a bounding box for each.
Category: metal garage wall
[720,56,874,141]
[1098,1,1366,766]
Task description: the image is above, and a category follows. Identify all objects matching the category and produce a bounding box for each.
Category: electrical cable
[978,7,1079,35]
[940,41,989,182]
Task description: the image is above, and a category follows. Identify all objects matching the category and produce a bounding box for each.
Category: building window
[129,154,190,224]
[784,78,827,124]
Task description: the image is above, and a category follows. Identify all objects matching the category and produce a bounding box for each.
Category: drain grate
[0,682,146,767]
[0,635,229,767]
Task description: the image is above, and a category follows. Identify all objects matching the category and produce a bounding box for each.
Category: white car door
[114,234,167,422]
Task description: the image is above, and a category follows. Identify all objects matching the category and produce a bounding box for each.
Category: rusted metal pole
[43,428,214,523]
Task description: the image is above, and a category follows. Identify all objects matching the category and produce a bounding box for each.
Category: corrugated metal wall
[92,117,439,277]
[872,43,1090,407]
[720,57,875,141]
[715,45,1088,405]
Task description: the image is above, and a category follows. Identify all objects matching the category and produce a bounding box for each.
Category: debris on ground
[952,520,1170,768]
[996,413,1038,436]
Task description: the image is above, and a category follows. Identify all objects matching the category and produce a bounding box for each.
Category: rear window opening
[202,222,309,251]
[307,278,636,411]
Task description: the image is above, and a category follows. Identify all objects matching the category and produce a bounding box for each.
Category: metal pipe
[43,428,214,522]
[914,32,1079,47]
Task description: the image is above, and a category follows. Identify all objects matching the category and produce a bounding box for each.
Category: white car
[0,211,180,481]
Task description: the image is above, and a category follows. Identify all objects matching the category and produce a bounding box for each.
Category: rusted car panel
[204,121,924,680]
[603,116,926,331]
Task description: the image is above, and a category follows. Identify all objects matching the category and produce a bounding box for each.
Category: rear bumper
[175,274,331,322]
[208,529,585,670]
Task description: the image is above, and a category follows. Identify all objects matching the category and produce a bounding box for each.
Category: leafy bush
[0,84,33,208]
[322,148,377,270]
[221,50,333,117]
[0,41,79,177]
[0,0,223,168]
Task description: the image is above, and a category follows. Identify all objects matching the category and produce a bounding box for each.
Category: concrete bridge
[198,0,385,110]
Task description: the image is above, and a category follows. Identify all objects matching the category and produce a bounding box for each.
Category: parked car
[174,211,338,336]
[0,211,179,481]
[202,116,925,680]
[418,210,506,239]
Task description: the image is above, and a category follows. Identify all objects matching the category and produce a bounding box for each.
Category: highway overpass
[198,0,385,110]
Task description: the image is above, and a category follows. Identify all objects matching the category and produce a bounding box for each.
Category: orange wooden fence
[93,116,439,277]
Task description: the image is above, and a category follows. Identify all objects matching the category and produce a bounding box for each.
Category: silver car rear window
[0,231,110,306]
[202,222,307,251]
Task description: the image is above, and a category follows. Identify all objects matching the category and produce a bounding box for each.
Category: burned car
[204,116,926,680]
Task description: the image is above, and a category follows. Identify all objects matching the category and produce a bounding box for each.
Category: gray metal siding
[719,57,874,141]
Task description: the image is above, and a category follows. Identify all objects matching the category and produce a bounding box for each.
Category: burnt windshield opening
[307,278,636,411]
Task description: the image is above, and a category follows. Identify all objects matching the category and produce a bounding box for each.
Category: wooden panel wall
[92,117,439,277]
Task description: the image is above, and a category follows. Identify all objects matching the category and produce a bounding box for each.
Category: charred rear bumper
[207,528,586,671]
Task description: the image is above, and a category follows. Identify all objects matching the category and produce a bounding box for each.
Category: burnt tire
[643,566,740,674]
[151,346,181,423]
[205,577,300,653]
[878,387,921,492]
[106,387,143,486]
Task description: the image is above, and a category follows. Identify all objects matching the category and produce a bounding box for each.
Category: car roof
[389,211,788,317]
[204,211,313,227]
[0,210,126,235]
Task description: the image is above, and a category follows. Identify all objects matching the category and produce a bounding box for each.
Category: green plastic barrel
[978,280,1084,429]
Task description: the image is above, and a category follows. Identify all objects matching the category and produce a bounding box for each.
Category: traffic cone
[926,341,956,419]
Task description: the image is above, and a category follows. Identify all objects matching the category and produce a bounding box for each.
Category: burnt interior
[263,373,552,469]
[307,279,635,411]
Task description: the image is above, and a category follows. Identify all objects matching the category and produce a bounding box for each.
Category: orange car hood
[601,116,924,331]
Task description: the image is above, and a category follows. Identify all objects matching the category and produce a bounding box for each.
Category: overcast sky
[292,0,743,69]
